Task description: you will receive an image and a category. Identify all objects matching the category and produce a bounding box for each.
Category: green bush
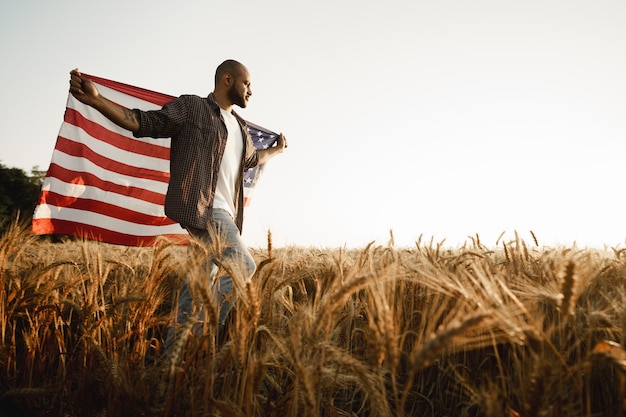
[0,162,45,230]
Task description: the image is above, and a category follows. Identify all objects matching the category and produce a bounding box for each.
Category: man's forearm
[92,95,140,132]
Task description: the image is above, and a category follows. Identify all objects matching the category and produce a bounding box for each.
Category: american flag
[31,73,277,246]
[243,122,278,206]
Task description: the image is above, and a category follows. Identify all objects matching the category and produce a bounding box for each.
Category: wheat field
[1,218,625,417]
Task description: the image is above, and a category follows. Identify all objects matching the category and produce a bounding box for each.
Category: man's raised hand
[69,69,100,105]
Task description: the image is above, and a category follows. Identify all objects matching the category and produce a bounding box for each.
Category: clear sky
[1,0,625,249]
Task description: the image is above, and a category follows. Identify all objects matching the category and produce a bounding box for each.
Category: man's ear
[223,73,233,87]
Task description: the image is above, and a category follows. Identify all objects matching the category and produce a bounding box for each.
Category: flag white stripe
[49,151,169,193]
[95,83,165,110]
[59,122,170,172]
[40,177,168,216]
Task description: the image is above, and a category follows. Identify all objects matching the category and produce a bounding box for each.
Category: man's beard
[227,85,246,108]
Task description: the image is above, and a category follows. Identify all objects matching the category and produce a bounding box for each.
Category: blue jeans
[165,209,256,354]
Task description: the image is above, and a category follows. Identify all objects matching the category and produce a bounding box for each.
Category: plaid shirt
[133,93,259,232]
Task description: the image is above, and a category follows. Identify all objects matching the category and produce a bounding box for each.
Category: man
[70,60,287,346]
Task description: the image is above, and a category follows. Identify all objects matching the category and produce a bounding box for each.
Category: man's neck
[213,91,233,112]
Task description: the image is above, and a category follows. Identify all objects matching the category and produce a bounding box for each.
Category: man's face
[227,68,252,108]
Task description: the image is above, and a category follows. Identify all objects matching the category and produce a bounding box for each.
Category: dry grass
[1,217,626,416]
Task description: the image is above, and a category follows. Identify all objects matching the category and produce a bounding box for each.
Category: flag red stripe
[32,218,187,246]
[82,73,175,107]
[65,108,170,160]
[38,190,175,226]
[45,163,166,205]
[55,136,170,183]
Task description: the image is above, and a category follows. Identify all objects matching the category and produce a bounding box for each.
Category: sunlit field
[1,218,626,417]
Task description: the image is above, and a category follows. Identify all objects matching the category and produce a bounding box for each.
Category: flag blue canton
[245,122,277,187]
[243,122,278,205]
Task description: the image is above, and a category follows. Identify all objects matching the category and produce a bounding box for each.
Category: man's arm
[69,69,140,132]
[257,133,288,164]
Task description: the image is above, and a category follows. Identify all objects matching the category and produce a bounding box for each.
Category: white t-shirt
[212,108,243,218]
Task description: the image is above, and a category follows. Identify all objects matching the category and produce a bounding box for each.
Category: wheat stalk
[400,313,490,412]
[559,260,577,317]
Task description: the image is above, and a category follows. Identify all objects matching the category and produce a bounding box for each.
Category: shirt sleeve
[133,96,189,139]
[243,132,259,169]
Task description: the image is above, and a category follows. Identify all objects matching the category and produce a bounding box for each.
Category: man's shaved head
[215,59,246,86]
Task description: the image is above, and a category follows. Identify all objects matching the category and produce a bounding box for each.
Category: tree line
[0,162,46,231]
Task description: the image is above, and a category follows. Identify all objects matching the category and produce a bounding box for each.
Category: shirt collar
[208,92,244,123]
[207,93,221,113]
